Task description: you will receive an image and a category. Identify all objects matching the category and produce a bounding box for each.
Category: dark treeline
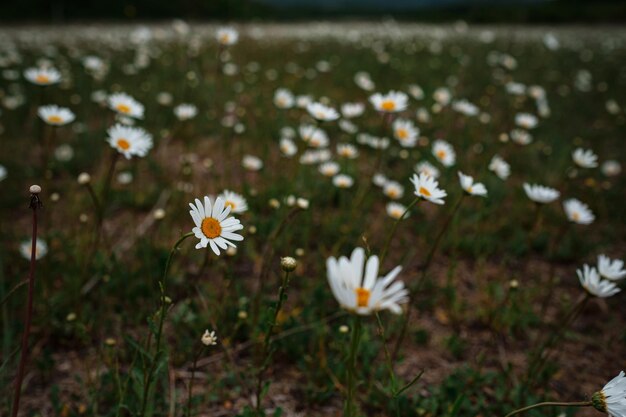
[1,0,626,23]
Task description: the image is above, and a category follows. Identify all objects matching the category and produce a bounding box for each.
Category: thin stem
[185,346,203,417]
[139,231,194,417]
[379,197,419,266]
[344,315,362,417]
[255,269,292,413]
[11,192,42,417]
[375,312,399,416]
[504,401,591,417]
[420,193,465,272]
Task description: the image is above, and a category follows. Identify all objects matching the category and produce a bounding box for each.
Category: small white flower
[410,173,447,205]
[515,113,538,129]
[593,371,626,417]
[274,88,295,109]
[216,27,239,46]
[523,183,560,204]
[341,102,365,118]
[0,164,7,182]
[174,103,198,121]
[307,102,339,122]
[218,190,248,214]
[108,93,144,119]
[242,155,263,171]
[392,119,419,147]
[386,202,408,220]
[488,155,510,180]
[319,161,340,177]
[458,172,487,197]
[336,143,358,159]
[383,181,404,200]
[415,161,440,179]
[333,174,354,188]
[189,196,244,255]
[577,264,620,298]
[432,139,456,167]
[280,138,298,157]
[201,330,218,346]
[106,124,153,159]
[354,71,375,91]
[452,99,479,117]
[597,255,626,281]
[602,160,621,177]
[369,91,409,113]
[510,129,533,145]
[38,105,75,126]
[24,67,61,86]
[372,173,387,187]
[20,238,48,260]
[433,87,451,105]
[572,148,598,168]
[563,198,595,225]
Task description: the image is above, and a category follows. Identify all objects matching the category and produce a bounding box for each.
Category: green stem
[345,316,362,417]
[503,401,591,417]
[375,313,399,416]
[139,231,194,417]
[185,346,203,417]
[379,197,419,266]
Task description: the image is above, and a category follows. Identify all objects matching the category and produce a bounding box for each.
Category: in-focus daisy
[38,105,75,126]
[24,67,61,86]
[591,371,626,417]
[242,155,263,171]
[319,161,340,177]
[410,173,447,205]
[488,155,510,180]
[597,255,626,281]
[577,264,620,298]
[369,91,409,113]
[336,143,358,159]
[307,102,339,122]
[392,118,419,147]
[383,181,404,200]
[174,103,198,121]
[218,190,248,214]
[572,148,598,168]
[106,124,153,159]
[564,198,595,225]
[216,27,239,46]
[20,238,48,260]
[190,196,244,255]
[108,92,144,119]
[432,139,456,167]
[515,113,538,129]
[341,102,365,118]
[326,247,408,315]
[274,88,295,109]
[333,174,354,188]
[458,172,487,197]
[415,161,440,179]
[523,183,560,204]
[386,202,409,220]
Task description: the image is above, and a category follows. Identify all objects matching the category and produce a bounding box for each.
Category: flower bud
[281,256,297,272]
[29,184,42,194]
[201,329,218,346]
[77,172,91,185]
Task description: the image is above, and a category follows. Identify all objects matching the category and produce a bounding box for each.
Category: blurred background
[1,0,626,23]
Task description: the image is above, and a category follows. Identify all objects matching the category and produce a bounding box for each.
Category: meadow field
[0,21,625,417]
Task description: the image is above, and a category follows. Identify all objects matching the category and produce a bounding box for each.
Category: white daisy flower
[201,330,218,346]
[383,181,404,200]
[336,143,358,159]
[319,161,340,177]
[415,161,440,179]
[458,172,487,197]
[564,198,595,225]
[333,174,354,188]
[433,87,452,106]
[523,183,560,204]
[577,264,620,298]
[392,118,419,147]
[510,129,533,145]
[432,139,456,167]
[597,255,626,281]
[218,190,248,214]
[38,105,75,126]
[408,84,424,100]
[386,202,409,220]
[515,113,539,129]
[24,67,61,86]
[189,196,244,255]
[410,173,447,205]
[338,119,358,134]
[174,103,198,121]
[452,99,479,117]
[274,88,295,109]
[354,71,375,91]
[106,124,153,159]
[307,102,339,122]
[242,155,263,171]
[216,27,239,46]
[572,148,598,168]
[369,91,409,113]
[20,238,48,260]
[279,138,298,157]
[299,124,326,144]
[488,155,510,180]
[601,160,621,177]
[326,247,408,315]
[372,173,388,187]
[341,102,365,118]
[296,95,313,108]
[592,371,626,417]
[108,92,144,119]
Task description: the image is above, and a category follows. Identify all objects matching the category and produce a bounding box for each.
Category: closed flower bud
[281,256,297,272]
[77,172,91,185]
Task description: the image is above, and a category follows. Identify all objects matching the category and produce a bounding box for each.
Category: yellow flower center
[47,115,63,124]
[388,189,398,198]
[116,104,131,114]
[201,217,222,239]
[419,186,431,197]
[572,212,580,221]
[117,139,130,150]
[381,100,396,111]
[397,129,408,139]
[355,287,371,308]
[436,150,446,159]
[219,34,230,44]
[35,74,50,83]
[225,201,236,211]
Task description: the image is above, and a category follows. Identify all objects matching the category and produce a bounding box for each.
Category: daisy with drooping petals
[458,172,487,197]
[488,155,510,180]
[24,67,61,86]
[218,190,248,214]
[432,139,456,167]
[307,102,339,122]
[369,91,409,113]
[108,92,144,119]
[38,105,75,126]
[577,264,620,298]
[106,124,153,159]
[564,198,594,225]
[190,196,244,255]
[386,202,408,220]
[592,371,626,417]
[523,183,560,204]
[410,173,447,205]
[216,27,239,46]
[174,103,198,121]
[572,148,598,168]
[333,174,354,189]
[326,247,408,315]
[597,255,626,281]
[392,118,419,147]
